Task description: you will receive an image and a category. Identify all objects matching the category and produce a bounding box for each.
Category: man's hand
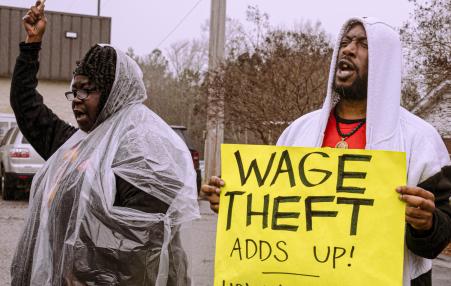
[201,176,224,213]
[397,186,435,232]
[23,1,47,43]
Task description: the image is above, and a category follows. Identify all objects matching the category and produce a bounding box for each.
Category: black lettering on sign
[225,191,245,230]
[247,193,270,228]
[234,150,276,186]
[222,281,250,286]
[299,151,332,187]
[274,241,289,262]
[259,240,272,261]
[270,150,296,187]
[313,245,356,269]
[348,246,355,267]
[313,245,330,263]
[271,196,301,231]
[337,197,375,235]
[305,196,338,231]
[262,272,320,278]
[246,239,258,259]
[228,238,288,263]
[337,154,372,194]
[230,237,242,260]
[332,247,346,269]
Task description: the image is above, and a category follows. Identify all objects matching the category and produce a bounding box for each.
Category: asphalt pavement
[432,254,451,286]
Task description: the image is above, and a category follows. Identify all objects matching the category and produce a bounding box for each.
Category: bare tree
[401,0,451,91]
[129,47,206,154]
[204,8,332,144]
[166,39,208,78]
[401,77,422,111]
[132,5,334,153]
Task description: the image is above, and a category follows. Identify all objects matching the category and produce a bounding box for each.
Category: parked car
[0,113,17,143]
[0,127,45,200]
[170,125,202,192]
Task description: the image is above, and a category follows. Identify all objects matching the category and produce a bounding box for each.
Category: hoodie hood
[277,17,451,285]
[319,17,402,150]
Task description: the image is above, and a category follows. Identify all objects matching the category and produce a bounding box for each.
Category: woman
[11,2,199,285]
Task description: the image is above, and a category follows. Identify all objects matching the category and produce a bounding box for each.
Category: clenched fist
[23,0,47,43]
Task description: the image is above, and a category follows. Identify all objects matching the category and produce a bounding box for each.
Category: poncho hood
[12,45,200,286]
[94,44,147,127]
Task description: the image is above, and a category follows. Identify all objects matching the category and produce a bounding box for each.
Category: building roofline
[0,4,111,20]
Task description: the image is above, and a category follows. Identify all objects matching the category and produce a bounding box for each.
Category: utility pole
[204,0,226,183]
[97,0,101,16]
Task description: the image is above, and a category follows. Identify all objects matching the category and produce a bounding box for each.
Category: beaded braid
[73,45,117,114]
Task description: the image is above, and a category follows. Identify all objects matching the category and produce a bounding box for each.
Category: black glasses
[64,89,97,101]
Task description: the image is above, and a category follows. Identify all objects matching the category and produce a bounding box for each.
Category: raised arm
[11,1,76,160]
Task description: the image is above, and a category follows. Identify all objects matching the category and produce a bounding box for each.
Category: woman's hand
[23,1,47,43]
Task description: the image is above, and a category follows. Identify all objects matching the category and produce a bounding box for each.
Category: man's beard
[333,72,368,101]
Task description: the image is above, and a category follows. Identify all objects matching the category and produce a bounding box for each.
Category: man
[11,2,199,285]
[202,17,450,286]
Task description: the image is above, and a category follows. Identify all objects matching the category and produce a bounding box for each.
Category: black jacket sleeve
[10,42,77,160]
[406,166,451,259]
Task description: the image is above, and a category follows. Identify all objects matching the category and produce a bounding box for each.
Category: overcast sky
[0,0,413,56]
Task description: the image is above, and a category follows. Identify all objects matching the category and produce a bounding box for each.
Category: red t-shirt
[322,110,366,149]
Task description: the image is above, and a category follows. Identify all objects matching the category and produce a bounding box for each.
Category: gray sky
[0,0,413,56]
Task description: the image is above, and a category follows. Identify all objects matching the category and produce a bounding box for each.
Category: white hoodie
[277,17,450,284]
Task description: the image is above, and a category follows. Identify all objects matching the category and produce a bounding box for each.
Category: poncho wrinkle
[11,45,199,286]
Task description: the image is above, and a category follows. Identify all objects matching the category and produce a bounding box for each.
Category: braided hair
[73,45,117,113]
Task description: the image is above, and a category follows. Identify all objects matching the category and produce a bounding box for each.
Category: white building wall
[0,77,76,126]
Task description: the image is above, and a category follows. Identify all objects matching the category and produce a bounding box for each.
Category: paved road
[0,199,450,285]
[0,199,27,286]
[433,254,451,286]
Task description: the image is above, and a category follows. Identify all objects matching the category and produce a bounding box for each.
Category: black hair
[73,45,117,113]
[344,20,363,34]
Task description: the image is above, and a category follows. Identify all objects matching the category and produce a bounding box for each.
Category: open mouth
[73,110,87,121]
[336,59,356,80]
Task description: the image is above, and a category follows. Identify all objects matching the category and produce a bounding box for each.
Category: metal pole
[97,0,101,16]
[204,0,226,182]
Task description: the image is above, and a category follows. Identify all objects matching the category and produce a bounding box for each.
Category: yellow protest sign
[214,144,406,286]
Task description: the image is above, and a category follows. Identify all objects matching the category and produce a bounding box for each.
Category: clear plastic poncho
[11,45,200,286]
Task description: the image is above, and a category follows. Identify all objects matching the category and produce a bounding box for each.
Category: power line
[155,0,203,49]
